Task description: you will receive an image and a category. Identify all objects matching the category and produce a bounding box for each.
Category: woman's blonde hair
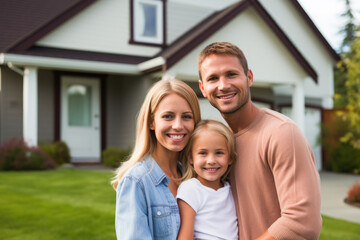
[181,119,236,184]
[111,77,201,189]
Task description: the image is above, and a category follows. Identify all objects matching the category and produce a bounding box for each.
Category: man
[198,42,322,240]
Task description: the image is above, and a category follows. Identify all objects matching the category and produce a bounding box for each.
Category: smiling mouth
[168,134,185,140]
[204,167,220,173]
[218,93,236,100]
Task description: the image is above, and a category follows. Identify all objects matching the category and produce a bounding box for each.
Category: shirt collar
[143,155,169,186]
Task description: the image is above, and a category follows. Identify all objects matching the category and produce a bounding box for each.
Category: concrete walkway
[320,171,360,224]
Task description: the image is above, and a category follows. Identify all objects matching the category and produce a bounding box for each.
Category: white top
[176,178,238,240]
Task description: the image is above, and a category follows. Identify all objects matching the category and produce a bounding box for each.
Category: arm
[115,177,152,240]
[177,199,196,240]
[266,122,322,239]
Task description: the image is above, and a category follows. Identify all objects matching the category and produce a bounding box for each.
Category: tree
[340,0,357,52]
[338,37,360,149]
[334,0,358,108]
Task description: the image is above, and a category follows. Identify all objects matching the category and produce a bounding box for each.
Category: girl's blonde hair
[111,77,201,189]
[181,119,236,183]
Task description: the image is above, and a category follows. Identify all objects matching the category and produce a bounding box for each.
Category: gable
[168,6,307,85]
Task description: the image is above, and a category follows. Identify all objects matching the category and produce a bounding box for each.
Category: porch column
[23,67,38,146]
[292,80,305,133]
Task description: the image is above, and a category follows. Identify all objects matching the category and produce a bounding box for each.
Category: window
[132,0,164,45]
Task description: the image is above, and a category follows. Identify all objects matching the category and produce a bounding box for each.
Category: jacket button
[157,211,161,216]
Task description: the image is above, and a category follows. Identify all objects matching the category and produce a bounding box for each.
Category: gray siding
[106,75,153,149]
[0,67,23,144]
[38,69,55,143]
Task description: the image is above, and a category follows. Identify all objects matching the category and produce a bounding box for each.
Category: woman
[112,77,201,239]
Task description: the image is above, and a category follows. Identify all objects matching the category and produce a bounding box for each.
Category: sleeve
[176,180,202,212]
[267,122,322,240]
[115,176,152,240]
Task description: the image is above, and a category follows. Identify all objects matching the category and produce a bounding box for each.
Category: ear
[150,121,155,130]
[188,153,194,165]
[247,69,254,87]
[198,80,207,98]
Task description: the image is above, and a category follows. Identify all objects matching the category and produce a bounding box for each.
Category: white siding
[169,7,307,85]
[258,0,335,103]
[167,2,215,44]
[36,0,160,56]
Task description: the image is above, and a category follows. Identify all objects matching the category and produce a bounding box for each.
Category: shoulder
[177,179,204,199]
[123,160,148,181]
[178,178,201,191]
[256,108,301,136]
[262,109,294,126]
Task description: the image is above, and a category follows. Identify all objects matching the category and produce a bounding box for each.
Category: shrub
[329,142,360,174]
[0,138,56,170]
[102,146,131,168]
[347,182,360,203]
[40,141,70,165]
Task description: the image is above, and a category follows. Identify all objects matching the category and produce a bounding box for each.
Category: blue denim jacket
[115,155,180,240]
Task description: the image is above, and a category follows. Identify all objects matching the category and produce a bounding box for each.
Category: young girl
[176,119,238,240]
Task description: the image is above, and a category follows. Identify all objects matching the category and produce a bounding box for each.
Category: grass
[0,168,116,240]
[319,215,360,240]
[0,168,360,240]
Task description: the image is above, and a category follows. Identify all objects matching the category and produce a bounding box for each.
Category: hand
[255,230,275,240]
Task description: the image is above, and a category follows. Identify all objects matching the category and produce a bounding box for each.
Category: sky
[298,0,360,52]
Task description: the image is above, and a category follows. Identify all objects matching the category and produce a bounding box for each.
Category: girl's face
[151,93,195,155]
[189,130,232,190]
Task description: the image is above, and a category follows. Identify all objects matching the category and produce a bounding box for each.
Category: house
[0,0,340,170]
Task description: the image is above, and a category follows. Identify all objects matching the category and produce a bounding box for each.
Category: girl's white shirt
[176,178,238,240]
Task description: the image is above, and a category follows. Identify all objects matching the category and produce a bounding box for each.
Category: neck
[222,101,260,134]
[152,147,179,177]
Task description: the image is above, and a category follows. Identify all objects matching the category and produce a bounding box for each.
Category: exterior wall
[36,0,160,57]
[0,67,23,144]
[167,2,215,44]
[38,69,55,143]
[106,75,153,149]
[259,0,335,105]
[169,7,307,85]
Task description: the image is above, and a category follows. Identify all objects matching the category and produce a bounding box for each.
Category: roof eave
[0,53,141,75]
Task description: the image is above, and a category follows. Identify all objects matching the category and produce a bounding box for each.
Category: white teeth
[206,168,218,171]
[169,135,184,139]
[219,94,235,99]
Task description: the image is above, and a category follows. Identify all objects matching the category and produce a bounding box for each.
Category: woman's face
[151,93,195,154]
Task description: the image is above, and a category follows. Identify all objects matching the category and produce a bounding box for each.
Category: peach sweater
[231,109,322,240]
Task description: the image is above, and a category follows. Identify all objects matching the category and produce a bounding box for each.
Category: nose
[218,76,230,90]
[172,116,184,131]
[206,154,216,164]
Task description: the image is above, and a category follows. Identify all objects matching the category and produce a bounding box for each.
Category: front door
[61,76,100,162]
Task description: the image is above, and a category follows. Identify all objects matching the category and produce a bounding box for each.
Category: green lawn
[0,168,359,240]
[0,168,116,240]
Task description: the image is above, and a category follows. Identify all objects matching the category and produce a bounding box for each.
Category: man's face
[199,54,253,114]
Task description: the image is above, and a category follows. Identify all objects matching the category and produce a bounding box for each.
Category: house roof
[157,0,341,83]
[0,0,95,52]
[0,0,340,78]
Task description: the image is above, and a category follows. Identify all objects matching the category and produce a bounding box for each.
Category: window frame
[130,0,166,47]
